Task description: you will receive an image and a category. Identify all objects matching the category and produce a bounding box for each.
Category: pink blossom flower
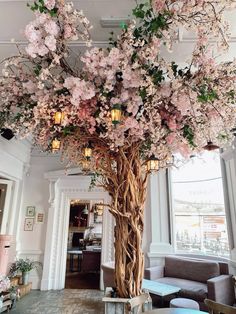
[25,43,38,58]
[160,83,171,98]
[64,24,73,39]
[64,77,96,105]
[152,0,165,12]
[166,133,176,145]
[44,0,55,10]
[178,142,191,158]
[44,20,59,36]
[171,91,191,115]
[38,44,49,56]
[167,118,177,131]
[45,35,57,51]
[25,23,42,43]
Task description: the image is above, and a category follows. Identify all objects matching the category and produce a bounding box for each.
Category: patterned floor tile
[11,289,104,314]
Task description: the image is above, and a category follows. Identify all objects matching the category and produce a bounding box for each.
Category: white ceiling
[0,1,236,63]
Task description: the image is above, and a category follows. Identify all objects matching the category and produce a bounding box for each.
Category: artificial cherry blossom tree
[1,0,236,298]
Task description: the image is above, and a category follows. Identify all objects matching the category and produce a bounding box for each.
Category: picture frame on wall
[24,218,34,231]
[26,206,35,217]
[36,212,44,223]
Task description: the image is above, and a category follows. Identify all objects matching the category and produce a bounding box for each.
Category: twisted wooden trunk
[107,145,148,298]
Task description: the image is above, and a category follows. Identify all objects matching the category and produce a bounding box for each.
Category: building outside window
[171,152,229,257]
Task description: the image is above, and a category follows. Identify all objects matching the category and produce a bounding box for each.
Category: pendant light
[147,155,159,172]
[203,141,219,151]
[111,104,122,125]
[54,111,64,125]
[51,138,61,152]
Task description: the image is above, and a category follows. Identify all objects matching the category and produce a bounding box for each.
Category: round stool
[170,298,200,310]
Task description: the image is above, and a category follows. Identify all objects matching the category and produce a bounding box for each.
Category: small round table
[143,309,207,314]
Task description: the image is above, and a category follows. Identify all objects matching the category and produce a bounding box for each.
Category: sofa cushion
[164,256,220,283]
[156,277,208,302]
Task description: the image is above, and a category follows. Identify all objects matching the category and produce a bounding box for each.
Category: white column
[41,179,57,290]
[221,143,236,266]
[146,169,174,267]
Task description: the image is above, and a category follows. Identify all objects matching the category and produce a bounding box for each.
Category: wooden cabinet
[81,251,101,272]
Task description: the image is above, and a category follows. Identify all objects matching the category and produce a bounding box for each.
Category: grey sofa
[145,256,235,310]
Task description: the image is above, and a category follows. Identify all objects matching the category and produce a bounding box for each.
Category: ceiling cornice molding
[0,39,109,46]
[1,37,236,46]
[0,0,100,2]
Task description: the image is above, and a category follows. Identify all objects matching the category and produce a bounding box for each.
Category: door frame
[41,174,114,290]
[0,179,13,234]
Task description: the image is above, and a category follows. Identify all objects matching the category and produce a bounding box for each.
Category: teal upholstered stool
[170,298,200,310]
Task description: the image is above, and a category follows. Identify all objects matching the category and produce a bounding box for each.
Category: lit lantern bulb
[147,155,159,172]
[54,111,64,125]
[82,159,91,172]
[95,203,104,216]
[51,138,61,153]
[111,104,122,125]
[84,147,92,159]
[166,155,174,166]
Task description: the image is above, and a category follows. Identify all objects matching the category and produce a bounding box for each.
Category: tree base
[102,288,152,314]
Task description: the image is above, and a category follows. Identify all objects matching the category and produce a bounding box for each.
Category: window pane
[172,152,229,257]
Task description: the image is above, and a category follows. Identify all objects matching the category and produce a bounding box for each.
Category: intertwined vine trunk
[105,144,148,298]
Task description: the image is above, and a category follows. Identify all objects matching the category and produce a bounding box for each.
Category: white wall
[0,136,31,272]
[17,154,66,288]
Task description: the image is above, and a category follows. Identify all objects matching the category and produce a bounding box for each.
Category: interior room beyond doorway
[65,199,103,289]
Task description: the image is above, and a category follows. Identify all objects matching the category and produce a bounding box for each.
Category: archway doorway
[41,175,114,291]
[65,199,103,289]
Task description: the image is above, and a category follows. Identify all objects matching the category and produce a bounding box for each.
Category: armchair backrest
[164,256,220,283]
[205,299,236,314]
[101,262,115,289]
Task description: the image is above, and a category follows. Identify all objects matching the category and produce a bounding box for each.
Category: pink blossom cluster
[25,1,91,58]
[152,0,236,52]
[0,276,10,293]
[25,13,59,57]
[0,0,236,170]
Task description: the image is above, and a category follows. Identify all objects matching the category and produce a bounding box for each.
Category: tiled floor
[11,289,104,314]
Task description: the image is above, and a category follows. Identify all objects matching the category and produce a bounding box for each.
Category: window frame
[169,152,232,258]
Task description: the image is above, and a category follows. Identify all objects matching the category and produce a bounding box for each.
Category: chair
[125,293,152,314]
[101,261,115,289]
[145,256,236,309]
[204,299,236,314]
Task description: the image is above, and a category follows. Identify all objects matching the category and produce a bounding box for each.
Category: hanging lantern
[54,111,64,125]
[82,205,89,215]
[203,141,219,151]
[51,138,61,153]
[82,159,91,172]
[95,203,104,216]
[111,104,122,125]
[166,155,174,167]
[147,155,159,172]
[84,143,92,159]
